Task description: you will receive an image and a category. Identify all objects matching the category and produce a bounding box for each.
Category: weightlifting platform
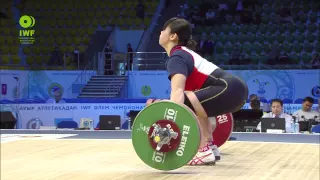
[1,130,319,180]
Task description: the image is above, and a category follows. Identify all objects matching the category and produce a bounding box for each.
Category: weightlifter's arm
[166,54,189,105]
[170,74,186,104]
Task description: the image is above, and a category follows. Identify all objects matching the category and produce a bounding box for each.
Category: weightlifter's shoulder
[169,49,193,64]
[166,49,194,77]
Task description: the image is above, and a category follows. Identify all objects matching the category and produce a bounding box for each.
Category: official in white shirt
[46,89,66,104]
[257,99,294,133]
[248,94,270,112]
[292,97,319,122]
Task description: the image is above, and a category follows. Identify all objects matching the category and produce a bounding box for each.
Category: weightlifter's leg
[183,92,216,165]
[184,92,213,148]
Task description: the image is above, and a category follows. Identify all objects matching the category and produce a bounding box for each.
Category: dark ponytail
[185,38,197,51]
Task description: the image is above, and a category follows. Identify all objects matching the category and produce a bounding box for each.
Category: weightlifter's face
[271,102,282,116]
[159,26,178,48]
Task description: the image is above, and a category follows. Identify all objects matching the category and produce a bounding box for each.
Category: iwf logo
[19,15,36,44]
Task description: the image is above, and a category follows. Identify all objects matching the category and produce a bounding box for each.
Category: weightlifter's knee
[146,99,162,106]
[184,92,208,120]
[146,99,154,106]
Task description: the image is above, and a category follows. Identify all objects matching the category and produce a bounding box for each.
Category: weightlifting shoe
[199,141,221,160]
[212,144,221,161]
[187,142,216,166]
[207,141,221,161]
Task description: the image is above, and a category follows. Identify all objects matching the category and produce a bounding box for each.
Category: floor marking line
[34,138,320,145]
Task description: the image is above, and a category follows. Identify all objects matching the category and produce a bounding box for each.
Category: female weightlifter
[147,17,248,165]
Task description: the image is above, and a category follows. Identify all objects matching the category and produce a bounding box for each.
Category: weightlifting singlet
[166,45,248,117]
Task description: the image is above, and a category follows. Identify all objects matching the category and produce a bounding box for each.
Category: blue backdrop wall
[127,70,320,102]
[0,70,96,101]
[1,69,319,129]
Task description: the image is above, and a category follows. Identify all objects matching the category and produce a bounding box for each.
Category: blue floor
[1,129,319,144]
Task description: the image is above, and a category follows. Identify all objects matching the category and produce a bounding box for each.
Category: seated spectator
[252,12,261,25]
[277,7,295,24]
[186,17,195,28]
[180,4,191,19]
[239,53,252,65]
[64,52,73,66]
[218,3,229,11]
[206,9,215,18]
[135,0,145,20]
[196,37,205,56]
[205,9,216,25]
[178,10,187,18]
[310,53,320,68]
[181,3,189,11]
[199,1,212,17]
[197,36,213,56]
[218,3,228,20]
[236,0,243,13]
[228,45,242,65]
[267,44,280,65]
[278,53,292,65]
[225,13,234,24]
[202,38,215,55]
[233,14,242,25]
[240,10,253,24]
[190,7,203,25]
[292,97,320,122]
[49,46,63,66]
[243,0,256,9]
[256,99,294,133]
